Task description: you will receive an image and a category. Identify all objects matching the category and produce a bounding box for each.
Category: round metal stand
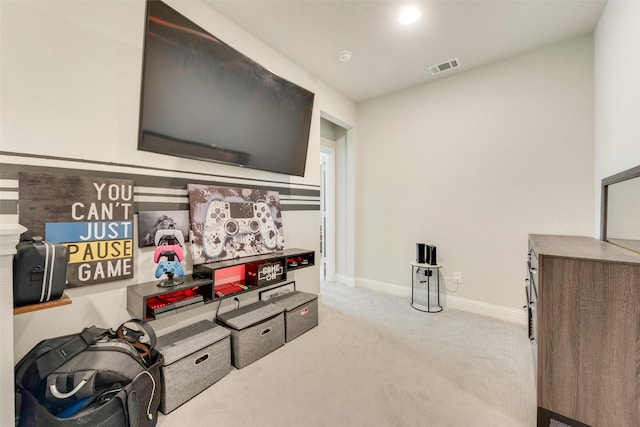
[157,273,184,288]
[410,262,443,313]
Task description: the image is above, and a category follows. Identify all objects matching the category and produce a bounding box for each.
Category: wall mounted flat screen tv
[138,0,315,177]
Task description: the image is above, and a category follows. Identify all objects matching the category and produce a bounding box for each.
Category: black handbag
[15,320,163,427]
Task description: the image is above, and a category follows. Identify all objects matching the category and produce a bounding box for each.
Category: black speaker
[416,243,427,264]
[426,245,437,265]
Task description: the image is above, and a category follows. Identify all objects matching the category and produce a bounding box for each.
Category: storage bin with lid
[268,291,318,342]
[217,300,284,369]
[156,320,231,413]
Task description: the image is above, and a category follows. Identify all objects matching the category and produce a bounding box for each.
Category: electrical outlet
[453,272,462,284]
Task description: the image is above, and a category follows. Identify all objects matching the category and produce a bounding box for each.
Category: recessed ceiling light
[338,50,352,62]
[398,6,420,25]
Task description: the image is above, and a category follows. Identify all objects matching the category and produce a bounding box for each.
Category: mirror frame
[601,164,640,243]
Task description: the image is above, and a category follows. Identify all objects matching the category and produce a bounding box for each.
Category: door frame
[320,146,335,282]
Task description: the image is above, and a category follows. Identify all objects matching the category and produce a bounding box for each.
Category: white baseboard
[354,277,526,325]
[334,274,355,288]
[443,294,526,325]
[356,277,410,297]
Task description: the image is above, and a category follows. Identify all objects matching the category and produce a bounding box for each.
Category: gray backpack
[15,320,163,427]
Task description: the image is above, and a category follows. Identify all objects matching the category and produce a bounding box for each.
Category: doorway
[320,147,335,281]
[320,115,350,284]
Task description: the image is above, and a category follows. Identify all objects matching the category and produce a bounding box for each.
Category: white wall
[594,0,640,232]
[1,0,355,380]
[355,36,595,317]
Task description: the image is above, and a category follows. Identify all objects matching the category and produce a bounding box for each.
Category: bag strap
[116,319,157,362]
[34,326,109,380]
[15,333,77,390]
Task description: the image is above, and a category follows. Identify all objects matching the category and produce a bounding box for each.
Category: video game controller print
[254,201,277,249]
[203,200,230,258]
[203,199,280,257]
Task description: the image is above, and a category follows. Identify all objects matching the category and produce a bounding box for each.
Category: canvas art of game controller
[155,260,184,279]
[203,199,278,258]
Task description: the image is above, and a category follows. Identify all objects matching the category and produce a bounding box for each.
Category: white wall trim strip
[135,187,188,196]
[0,152,320,191]
[0,192,18,200]
[0,180,18,188]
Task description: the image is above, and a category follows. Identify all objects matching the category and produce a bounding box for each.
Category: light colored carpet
[156,282,552,426]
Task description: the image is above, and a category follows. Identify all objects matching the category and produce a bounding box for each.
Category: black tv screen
[138,0,314,177]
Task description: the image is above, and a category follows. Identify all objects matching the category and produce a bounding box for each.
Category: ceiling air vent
[429,58,461,75]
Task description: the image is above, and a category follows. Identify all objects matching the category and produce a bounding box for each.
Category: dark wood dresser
[527,234,640,427]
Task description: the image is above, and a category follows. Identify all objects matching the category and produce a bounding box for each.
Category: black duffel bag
[13,237,69,307]
[15,320,163,427]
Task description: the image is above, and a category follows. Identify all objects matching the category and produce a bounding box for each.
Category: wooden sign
[18,172,134,287]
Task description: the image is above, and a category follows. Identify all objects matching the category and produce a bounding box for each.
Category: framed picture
[259,282,296,301]
[187,184,285,264]
[138,210,190,248]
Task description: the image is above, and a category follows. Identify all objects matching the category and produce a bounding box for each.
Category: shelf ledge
[13,293,72,315]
